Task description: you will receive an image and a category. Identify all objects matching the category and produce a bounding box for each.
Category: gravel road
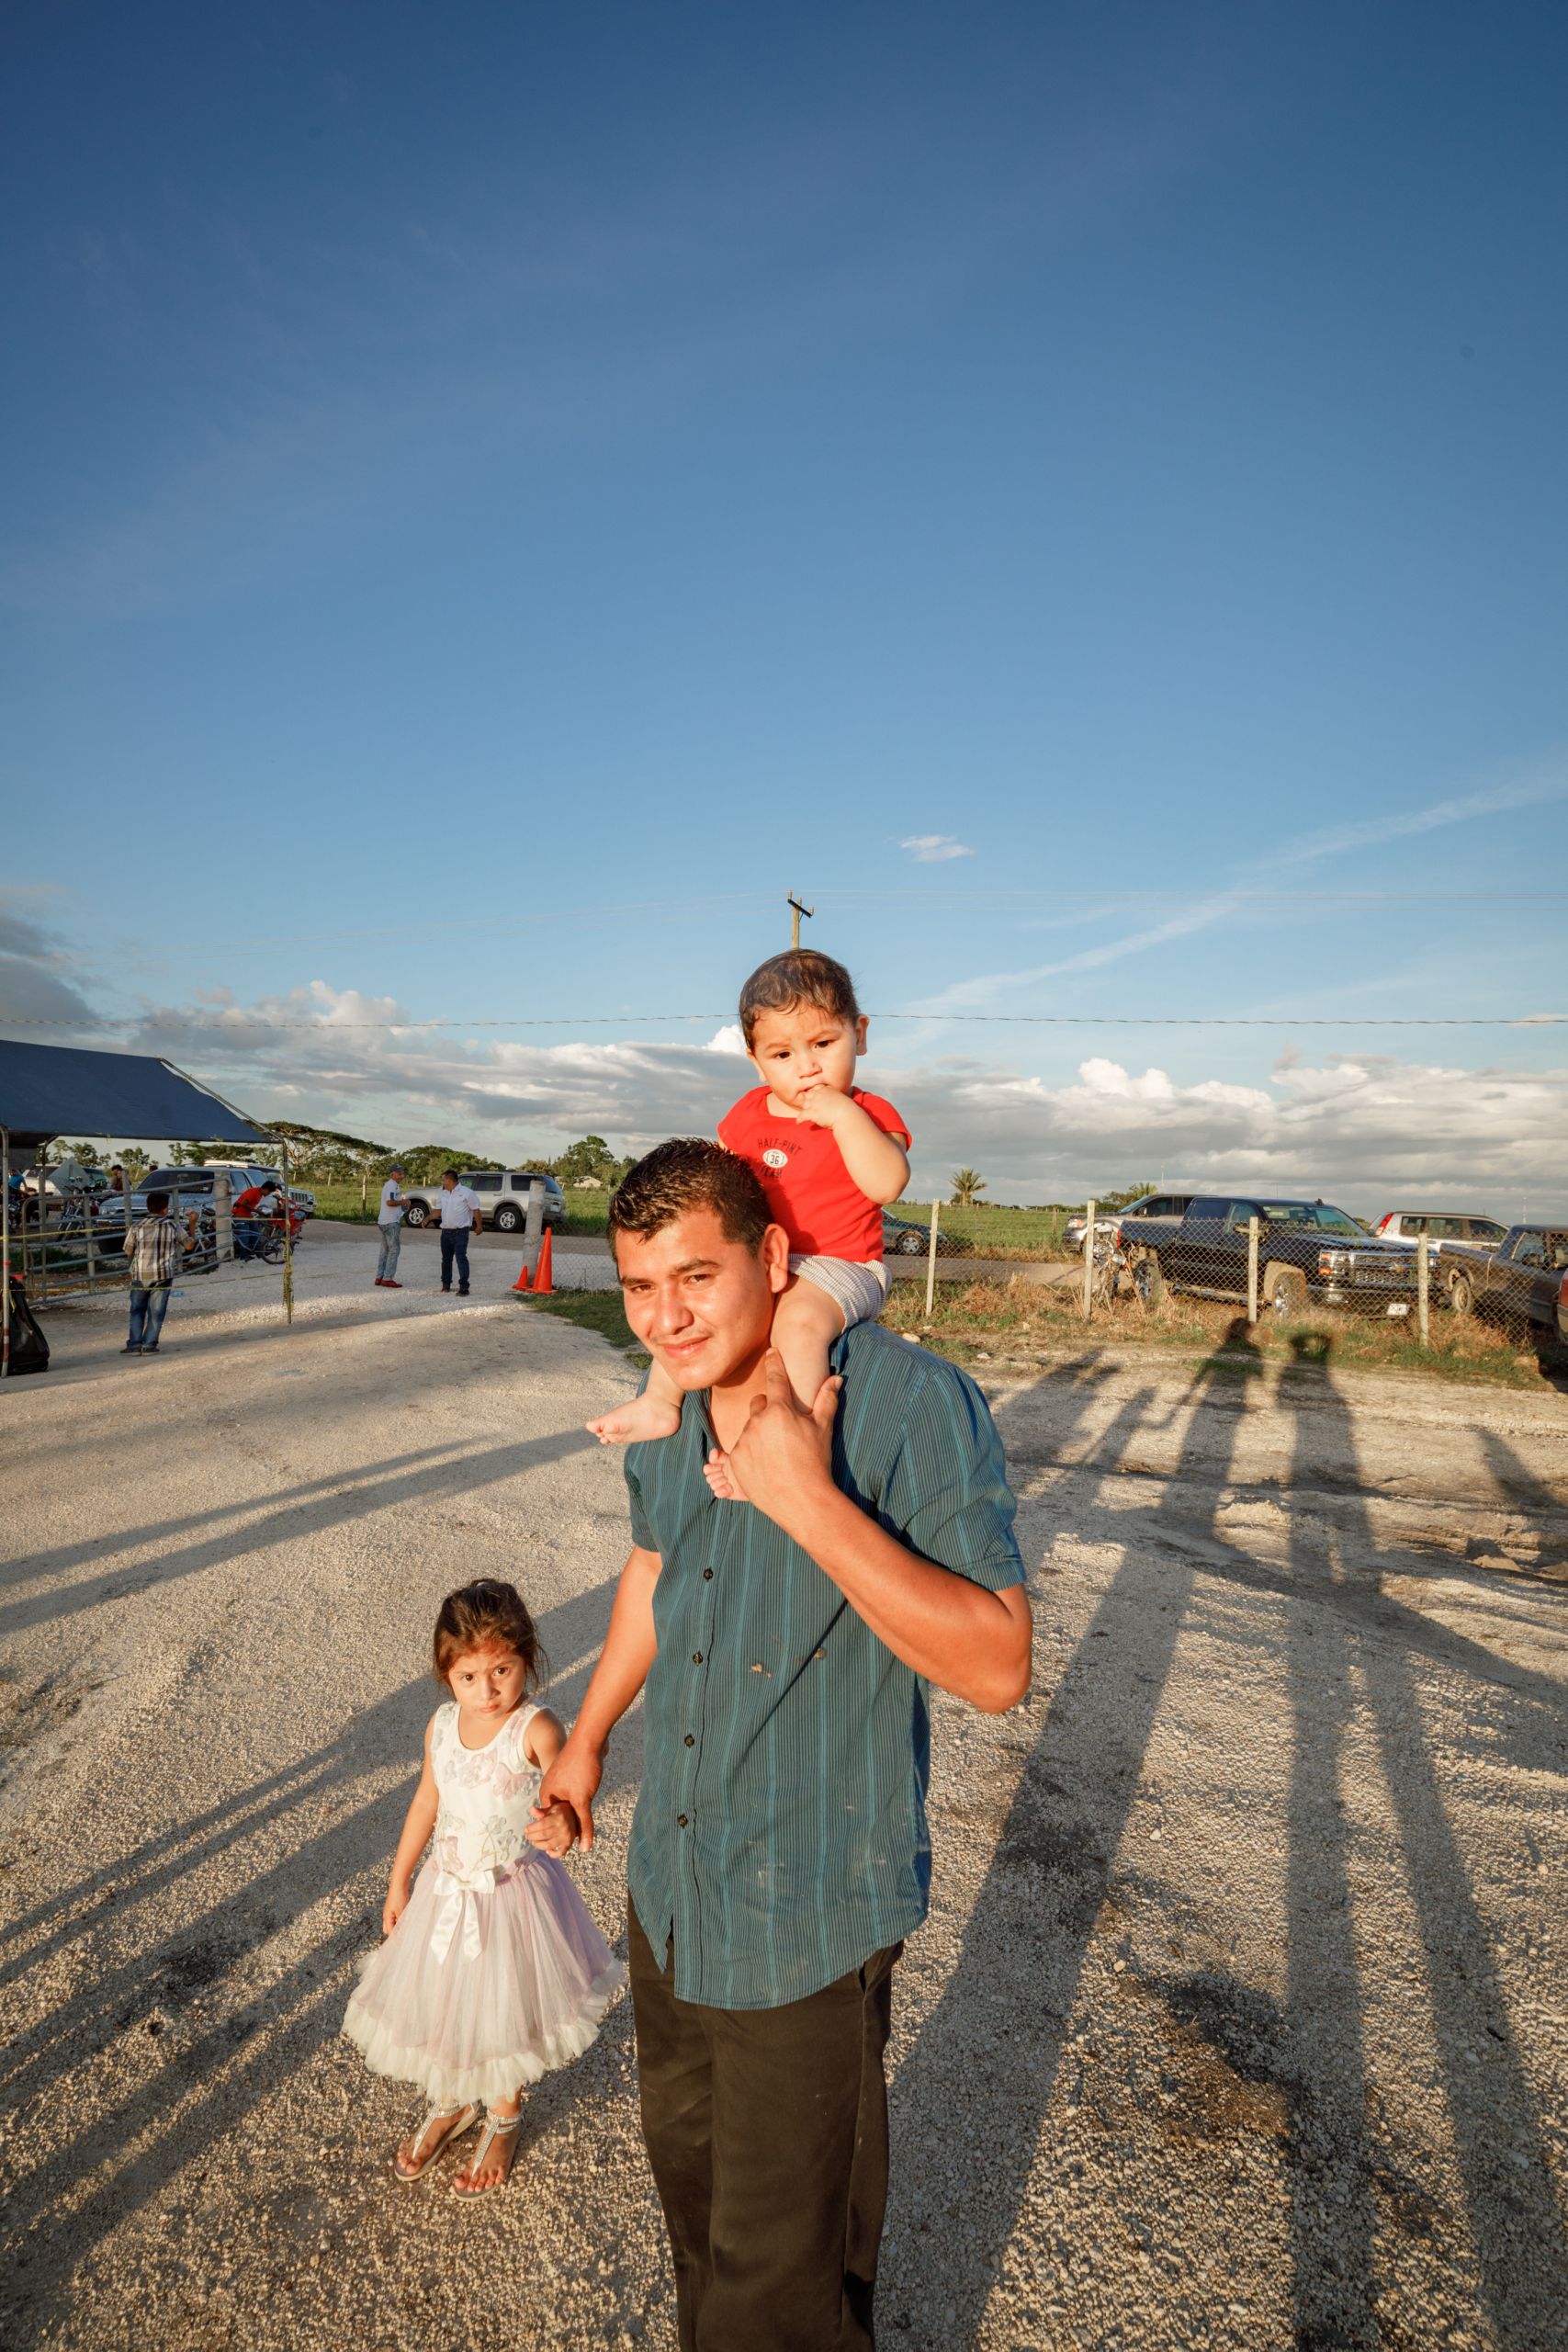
[3,1235,1565,2349]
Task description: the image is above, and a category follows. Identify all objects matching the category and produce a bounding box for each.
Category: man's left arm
[722,1351,1032,1713]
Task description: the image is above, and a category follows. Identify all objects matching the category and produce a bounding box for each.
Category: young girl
[587,948,911,1460]
[344,1578,624,2195]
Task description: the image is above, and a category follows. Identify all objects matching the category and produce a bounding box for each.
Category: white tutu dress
[344,1700,624,2108]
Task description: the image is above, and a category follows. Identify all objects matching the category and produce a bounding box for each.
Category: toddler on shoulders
[588,949,910,1458]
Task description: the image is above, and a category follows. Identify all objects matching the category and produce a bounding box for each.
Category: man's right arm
[531,1544,660,1850]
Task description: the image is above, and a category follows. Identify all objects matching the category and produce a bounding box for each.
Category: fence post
[1082,1198,1097,1320]
[36,1155,50,1306]
[212,1170,233,1262]
[924,1199,941,1318]
[1416,1231,1430,1348]
[524,1180,545,1283]
[281,1141,295,1325]
[1247,1216,1259,1325]
[1,1125,10,1376]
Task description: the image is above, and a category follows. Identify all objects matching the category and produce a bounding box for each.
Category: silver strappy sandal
[393,2099,481,2182]
[452,2108,522,2197]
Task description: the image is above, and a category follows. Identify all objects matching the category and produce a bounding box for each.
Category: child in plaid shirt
[121,1187,199,1355]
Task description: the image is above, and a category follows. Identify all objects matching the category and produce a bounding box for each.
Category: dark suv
[1122,1194,1418,1319]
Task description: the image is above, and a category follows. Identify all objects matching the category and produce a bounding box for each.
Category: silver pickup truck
[400,1170,566,1234]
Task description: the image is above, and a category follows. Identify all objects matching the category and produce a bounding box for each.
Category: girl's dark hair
[433,1579,547,1691]
[738,950,861,1047]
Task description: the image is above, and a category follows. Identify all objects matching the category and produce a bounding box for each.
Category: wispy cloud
[912,763,1568,1016]
[900,835,974,864]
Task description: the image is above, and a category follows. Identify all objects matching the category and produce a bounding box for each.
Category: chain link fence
[1070,1195,1567,1361]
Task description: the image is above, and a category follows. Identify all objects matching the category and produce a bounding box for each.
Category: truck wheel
[404,1201,429,1227]
[1265,1263,1308,1320]
[494,1203,523,1233]
[1132,1253,1164,1306]
[1448,1273,1474,1320]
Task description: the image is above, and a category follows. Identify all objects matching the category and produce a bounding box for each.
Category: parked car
[1063,1194,1193,1256]
[1120,1194,1419,1318]
[400,1170,567,1234]
[1445,1226,1568,1340]
[94,1168,300,1250]
[1371,1209,1510,1304]
[205,1159,317,1218]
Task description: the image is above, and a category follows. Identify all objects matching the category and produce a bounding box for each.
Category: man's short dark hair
[443,1168,460,1182]
[739,949,861,1048]
[608,1139,771,1255]
[145,1190,171,1215]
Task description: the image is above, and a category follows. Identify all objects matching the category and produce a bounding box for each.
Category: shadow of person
[1272,1337,1568,2347]
[886,1338,1267,2346]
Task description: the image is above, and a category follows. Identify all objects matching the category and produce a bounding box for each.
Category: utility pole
[786,891,815,950]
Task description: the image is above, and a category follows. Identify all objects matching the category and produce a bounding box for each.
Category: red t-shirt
[717,1087,911,1261]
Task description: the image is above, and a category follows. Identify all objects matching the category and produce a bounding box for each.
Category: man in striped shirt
[536,1139,1031,2350]
[120,1188,199,1355]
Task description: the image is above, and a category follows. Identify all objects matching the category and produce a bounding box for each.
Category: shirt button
[677,1815,688,1828]
[692,1652,703,1665]
[683,1733,695,1747]
[703,1567,714,1581]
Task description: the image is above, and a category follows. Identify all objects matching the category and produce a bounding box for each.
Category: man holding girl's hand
[535,1138,1030,2352]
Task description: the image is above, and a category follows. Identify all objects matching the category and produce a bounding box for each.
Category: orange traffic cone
[532,1229,554,1295]
[511,1258,532,1293]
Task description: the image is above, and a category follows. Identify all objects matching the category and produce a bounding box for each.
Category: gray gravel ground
[3,1230,1566,2349]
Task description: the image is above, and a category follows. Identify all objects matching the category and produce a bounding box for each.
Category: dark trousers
[628,1903,900,2352]
[439,1227,470,1292]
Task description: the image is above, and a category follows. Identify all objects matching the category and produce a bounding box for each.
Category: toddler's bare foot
[703,1446,743,1502]
[587,1396,682,1446]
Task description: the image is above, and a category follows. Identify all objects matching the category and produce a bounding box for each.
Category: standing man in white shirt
[436,1169,482,1296]
[375,1163,407,1289]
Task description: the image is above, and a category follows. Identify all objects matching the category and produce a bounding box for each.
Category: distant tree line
[59,1122,642,1196]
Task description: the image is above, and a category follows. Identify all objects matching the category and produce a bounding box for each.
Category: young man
[535,1139,1031,2352]
[435,1168,482,1295]
[375,1162,406,1287]
[121,1188,199,1355]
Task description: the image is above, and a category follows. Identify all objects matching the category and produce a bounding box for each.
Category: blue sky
[2,3,1564,1210]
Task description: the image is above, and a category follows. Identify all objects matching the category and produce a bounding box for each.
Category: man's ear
[761,1223,792,1295]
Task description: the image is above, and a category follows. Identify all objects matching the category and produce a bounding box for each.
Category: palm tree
[950,1168,987,1207]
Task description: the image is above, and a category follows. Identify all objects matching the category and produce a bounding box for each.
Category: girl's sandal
[394,2100,481,2182]
[452,2109,523,2198]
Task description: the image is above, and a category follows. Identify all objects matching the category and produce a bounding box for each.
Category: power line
[5,1012,1565,1033]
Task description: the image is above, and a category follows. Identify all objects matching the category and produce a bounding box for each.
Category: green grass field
[889,1201,1068,1260]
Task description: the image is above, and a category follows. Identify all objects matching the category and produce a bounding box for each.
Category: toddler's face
[446,1641,527,1722]
[748,1001,867,1111]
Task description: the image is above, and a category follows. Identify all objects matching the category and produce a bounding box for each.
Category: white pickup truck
[399,1170,567,1234]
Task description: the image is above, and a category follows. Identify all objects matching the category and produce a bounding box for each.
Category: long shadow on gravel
[0,1426,594,1641]
[887,1337,1263,2346]
[0,1577,617,2347]
[1277,1340,1568,2351]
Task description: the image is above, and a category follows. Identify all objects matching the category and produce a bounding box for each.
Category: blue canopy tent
[1,1039,276,1374]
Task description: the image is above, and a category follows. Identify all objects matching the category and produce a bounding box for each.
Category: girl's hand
[536,1733,606,1850]
[525,1801,581,1859]
[382,1880,412,1937]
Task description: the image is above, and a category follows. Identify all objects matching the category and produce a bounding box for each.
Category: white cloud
[899,835,974,864]
[70,980,1568,1217]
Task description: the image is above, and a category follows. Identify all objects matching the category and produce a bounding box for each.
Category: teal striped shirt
[624,1322,1023,2010]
